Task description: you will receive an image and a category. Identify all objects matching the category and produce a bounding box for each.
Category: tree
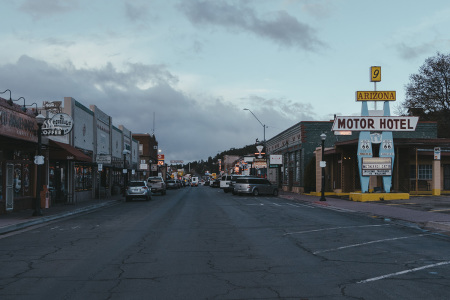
[403,52,450,137]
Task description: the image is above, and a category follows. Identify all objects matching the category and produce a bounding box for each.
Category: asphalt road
[1,186,450,299]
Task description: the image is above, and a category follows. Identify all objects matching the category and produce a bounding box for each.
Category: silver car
[233,177,279,196]
[126,181,152,202]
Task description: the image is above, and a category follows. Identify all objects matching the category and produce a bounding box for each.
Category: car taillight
[142,186,147,189]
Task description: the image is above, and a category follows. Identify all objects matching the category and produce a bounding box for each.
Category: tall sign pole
[332,67,418,194]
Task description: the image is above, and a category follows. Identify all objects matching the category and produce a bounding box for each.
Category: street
[1,186,450,299]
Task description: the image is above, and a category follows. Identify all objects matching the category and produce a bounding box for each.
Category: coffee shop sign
[42,113,74,136]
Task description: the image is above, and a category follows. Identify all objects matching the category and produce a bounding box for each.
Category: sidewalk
[0,196,123,235]
[279,192,450,234]
[2,193,450,236]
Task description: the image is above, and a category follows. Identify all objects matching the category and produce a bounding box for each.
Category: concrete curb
[0,200,121,235]
[425,221,450,232]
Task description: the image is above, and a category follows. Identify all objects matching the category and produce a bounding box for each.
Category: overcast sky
[1,0,450,162]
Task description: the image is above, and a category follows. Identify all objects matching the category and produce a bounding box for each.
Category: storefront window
[12,163,32,198]
[410,165,432,180]
[75,164,93,191]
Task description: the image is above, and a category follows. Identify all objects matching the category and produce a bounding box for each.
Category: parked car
[126,181,152,202]
[211,178,220,188]
[230,176,255,195]
[233,177,278,196]
[191,176,199,187]
[147,176,166,195]
[220,174,247,193]
[166,180,178,189]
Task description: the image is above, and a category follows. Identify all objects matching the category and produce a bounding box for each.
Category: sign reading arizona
[356,91,396,101]
[332,116,419,131]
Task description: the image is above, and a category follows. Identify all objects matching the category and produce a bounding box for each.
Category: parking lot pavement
[0,196,123,235]
[278,191,450,234]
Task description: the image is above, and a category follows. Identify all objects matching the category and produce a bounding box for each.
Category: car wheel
[273,189,279,196]
[224,190,229,193]
[252,189,259,196]
[125,197,130,202]
[162,190,166,195]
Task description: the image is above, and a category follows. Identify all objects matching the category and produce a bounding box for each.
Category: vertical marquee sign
[332,67,419,193]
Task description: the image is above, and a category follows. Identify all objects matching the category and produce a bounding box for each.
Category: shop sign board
[332,116,418,131]
[356,91,396,101]
[0,106,38,142]
[42,113,74,136]
[96,154,111,164]
[434,147,441,160]
[362,157,392,176]
[270,155,282,165]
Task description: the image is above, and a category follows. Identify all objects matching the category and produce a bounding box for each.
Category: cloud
[178,0,325,51]
[19,0,79,20]
[0,55,312,162]
[124,2,150,22]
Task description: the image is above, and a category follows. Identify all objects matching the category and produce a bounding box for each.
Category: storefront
[0,97,41,214]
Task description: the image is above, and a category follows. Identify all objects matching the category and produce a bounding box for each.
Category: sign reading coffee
[42,113,73,136]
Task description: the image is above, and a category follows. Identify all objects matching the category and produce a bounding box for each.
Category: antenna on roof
[152,112,155,135]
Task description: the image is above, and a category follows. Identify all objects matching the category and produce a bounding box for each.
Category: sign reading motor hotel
[332,116,419,131]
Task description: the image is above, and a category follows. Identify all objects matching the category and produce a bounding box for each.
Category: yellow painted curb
[349,193,410,202]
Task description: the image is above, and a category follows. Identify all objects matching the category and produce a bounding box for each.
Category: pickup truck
[147,176,167,195]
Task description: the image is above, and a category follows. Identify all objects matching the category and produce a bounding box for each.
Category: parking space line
[286,203,315,209]
[313,233,433,254]
[358,261,450,283]
[284,224,389,236]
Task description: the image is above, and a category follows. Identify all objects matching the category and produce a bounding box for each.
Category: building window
[13,163,32,197]
[75,164,93,191]
[410,164,432,180]
[139,144,143,155]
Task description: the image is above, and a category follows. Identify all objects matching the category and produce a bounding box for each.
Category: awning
[49,140,92,162]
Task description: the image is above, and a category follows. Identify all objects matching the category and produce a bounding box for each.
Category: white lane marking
[245,203,264,206]
[358,261,450,283]
[284,224,390,236]
[286,203,315,209]
[313,233,433,254]
[71,226,80,230]
[271,203,282,206]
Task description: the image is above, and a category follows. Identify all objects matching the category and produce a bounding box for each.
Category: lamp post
[320,132,327,201]
[33,114,45,216]
[244,108,267,177]
[122,150,130,197]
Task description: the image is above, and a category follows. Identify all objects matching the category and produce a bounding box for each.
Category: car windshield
[129,182,145,187]
[149,177,162,182]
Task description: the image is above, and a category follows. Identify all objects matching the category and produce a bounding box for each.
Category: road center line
[313,233,433,254]
[357,261,450,284]
[284,224,389,235]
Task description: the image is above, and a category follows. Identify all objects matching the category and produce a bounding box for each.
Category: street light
[244,108,267,177]
[122,149,130,197]
[23,102,39,115]
[243,108,266,145]
[320,132,327,201]
[33,113,46,216]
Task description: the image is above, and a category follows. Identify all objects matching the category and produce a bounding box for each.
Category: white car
[191,176,199,187]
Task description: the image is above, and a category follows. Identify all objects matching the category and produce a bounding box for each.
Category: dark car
[166,180,178,189]
[233,177,278,196]
[126,181,152,202]
[210,178,220,188]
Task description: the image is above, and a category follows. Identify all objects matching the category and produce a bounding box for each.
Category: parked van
[233,177,278,196]
[191,176,199,187]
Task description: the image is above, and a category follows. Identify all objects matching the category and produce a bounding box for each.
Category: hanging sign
[42,113,73,136]
[356,91,396,101]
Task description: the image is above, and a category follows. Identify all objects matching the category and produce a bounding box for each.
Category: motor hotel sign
[332,116,419,131]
